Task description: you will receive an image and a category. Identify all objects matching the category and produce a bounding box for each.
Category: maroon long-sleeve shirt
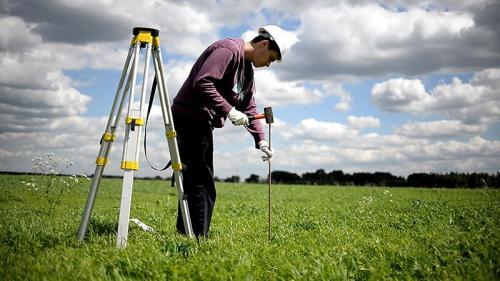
[172,38,265,147]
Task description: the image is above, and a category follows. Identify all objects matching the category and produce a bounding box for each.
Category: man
[172,25,298,237]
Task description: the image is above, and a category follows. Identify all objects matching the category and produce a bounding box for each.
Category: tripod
[77,27,194,247]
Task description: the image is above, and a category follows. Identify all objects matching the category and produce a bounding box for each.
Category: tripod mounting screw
[133,27,159,37]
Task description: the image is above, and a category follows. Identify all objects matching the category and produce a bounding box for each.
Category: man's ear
[259,40,270,49]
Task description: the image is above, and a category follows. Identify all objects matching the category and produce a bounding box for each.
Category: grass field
[0,174,499,280]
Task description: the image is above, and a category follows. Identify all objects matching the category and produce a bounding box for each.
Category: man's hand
[258,140,274,162]
[228,108,249,126]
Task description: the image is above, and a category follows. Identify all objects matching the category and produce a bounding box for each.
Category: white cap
[258,25,298,62]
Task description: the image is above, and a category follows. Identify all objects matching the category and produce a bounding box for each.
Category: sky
[1,0,499,180]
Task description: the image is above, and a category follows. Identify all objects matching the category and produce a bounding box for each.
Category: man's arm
[237,82,265,148]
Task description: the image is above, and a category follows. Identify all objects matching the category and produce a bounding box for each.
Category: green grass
[0,174,499,280]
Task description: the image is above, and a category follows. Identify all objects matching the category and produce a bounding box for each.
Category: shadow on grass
[152,230,200,258]
[87,217,118,237]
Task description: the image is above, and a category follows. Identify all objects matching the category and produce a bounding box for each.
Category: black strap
[144,76,172,171]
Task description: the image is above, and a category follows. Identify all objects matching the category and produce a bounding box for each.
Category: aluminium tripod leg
[116,39,152,248]
[152,47,194,237]
[77,45,136,241]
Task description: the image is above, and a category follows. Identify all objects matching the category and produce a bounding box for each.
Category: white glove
[227,108,249,126]
[258,140,274,162]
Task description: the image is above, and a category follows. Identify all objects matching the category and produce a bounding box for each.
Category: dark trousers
[173,112,216,238]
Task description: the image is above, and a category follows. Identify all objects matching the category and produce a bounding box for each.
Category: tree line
[4,170,497,189]
[234,169,500,188]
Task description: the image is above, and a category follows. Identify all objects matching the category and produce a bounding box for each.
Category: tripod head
[133,27,159,37]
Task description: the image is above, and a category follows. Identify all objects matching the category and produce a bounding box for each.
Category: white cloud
[372,78,430,111]
[347,116,380,129]
[254,70,328,107]
[0,16,41,51]
[0,148,12,158]
[0,70,91,120]
[272,128,500,176]
[282,118,359,141]
[371,68,500,125]
[165,59,195,97]
[334,100,351,112]
[321,82,352,112]
[472,68,500,92]
[283,2,499,79]
[2,0,218,56]
[395,120,487,138]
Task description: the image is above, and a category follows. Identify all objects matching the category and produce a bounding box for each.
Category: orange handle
[248,114,266,121]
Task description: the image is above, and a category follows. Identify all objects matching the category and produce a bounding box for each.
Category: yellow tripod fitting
[102,132,116,142]
[96,157,108,166]
[153,37,160,47]
[125,117,144,126]
[166,130,177,138]
[130,27,160,46]
[121,161,139,170]
[171,162,183,171]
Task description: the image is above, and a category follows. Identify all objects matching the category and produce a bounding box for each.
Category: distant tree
[240,169,499,188]
[328,170,344,185]
[315,169,327,184]
[352,172,373,186]
[372,172,405,187]
[405,172,497,188]
[245,174,260,183]
[301,169,329,185]
[407,173,433,187]
[386,175,407,187]
[301,171,317,184]
[272,170,300,184]
[492,172,500,188]
[224,175,240,183]
[468,173,481,188]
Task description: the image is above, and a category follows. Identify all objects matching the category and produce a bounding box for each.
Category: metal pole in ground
[263,106,274,241]
[268,121,272,241]
[248,107,274,241]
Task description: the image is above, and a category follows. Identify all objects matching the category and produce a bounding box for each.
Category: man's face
[252,40,279,68]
